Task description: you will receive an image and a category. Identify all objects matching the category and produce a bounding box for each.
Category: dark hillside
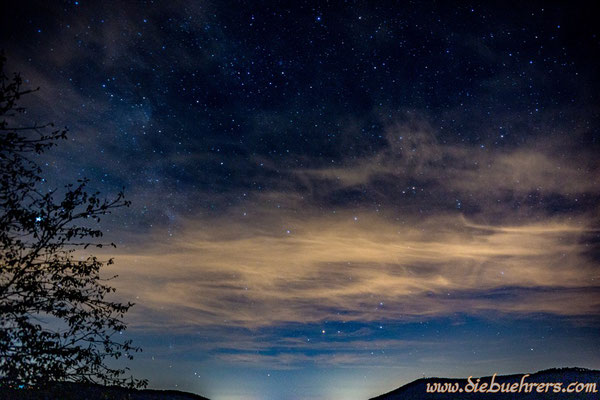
[0,382,210,400]
[371,368,600,400]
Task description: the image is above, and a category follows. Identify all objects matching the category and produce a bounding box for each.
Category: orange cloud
[108,210,599,331]
[97,118,599,344]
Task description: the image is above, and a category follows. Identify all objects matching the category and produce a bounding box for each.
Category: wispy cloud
[100,118,600,340]
[109,210,598,330]
[296,119,599,199]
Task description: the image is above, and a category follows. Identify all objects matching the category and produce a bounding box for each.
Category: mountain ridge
[2,367,597,399]
[370,367,600,400]
[0,381,210,400]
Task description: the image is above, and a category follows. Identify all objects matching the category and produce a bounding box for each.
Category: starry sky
[2,1,600,399]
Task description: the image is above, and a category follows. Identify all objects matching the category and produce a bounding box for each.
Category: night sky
[2,1,600,399]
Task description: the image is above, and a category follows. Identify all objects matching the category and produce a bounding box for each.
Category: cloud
[88,116,599,366]
[296,119,599,200]
[108,208,599,331]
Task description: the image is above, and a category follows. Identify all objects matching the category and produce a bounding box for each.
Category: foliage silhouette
[0,54,146,389]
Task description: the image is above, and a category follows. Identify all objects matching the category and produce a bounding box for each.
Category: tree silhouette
[0,54,146,389]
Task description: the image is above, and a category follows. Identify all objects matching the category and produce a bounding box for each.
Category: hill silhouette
[0,382,210,400]
[2,367,597,399]
[371,367,600,400]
